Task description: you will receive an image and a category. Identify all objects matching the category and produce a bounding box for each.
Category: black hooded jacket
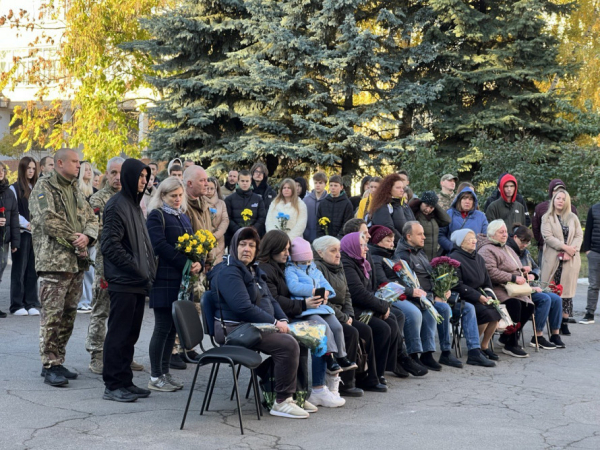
[225,187,267,243]
[101,159,156,294]
[0,180,20,247]
[316,192,354,239]
[482,172,530,226]
[252,178,277,211]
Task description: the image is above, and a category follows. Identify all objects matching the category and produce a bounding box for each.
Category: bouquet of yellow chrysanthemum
[318,216,330,235]
[241,208,253,226]
[175,229,217,301]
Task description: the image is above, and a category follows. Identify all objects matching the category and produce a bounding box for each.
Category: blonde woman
[77,161,96,312]
[206,177,229,263]
[540,190,583,336]
[78,161,96,200]
[265,178,307,239]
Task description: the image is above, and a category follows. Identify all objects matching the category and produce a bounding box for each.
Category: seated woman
[256,231,346,408]
[341,231,398,392]
[313,235,380,395]
[146,178,203,392]
[208,227,309,419]
[447,229,500,364]
[507,224,565,349]
[478,220,535,358]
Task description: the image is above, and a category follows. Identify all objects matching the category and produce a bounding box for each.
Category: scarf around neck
[161,204,183,217]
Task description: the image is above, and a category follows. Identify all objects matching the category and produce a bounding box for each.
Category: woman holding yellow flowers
[146,177,203,393]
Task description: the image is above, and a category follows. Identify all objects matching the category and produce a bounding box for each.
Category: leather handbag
[224,322,262,348]
[505,282,533,297]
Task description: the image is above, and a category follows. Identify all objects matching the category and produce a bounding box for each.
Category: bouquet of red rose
[388,258,443,324]
[430,256,461,300]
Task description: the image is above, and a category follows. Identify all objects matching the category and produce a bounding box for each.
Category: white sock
[313,387,324,393]
[151,376,159,382]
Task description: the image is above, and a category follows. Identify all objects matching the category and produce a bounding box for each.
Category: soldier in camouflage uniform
[29,149,98,387]
[85,157,124,374]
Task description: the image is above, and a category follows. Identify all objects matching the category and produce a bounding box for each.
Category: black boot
[466,349,495,367]
[420,351,442,371]
[400,354,428,376]
[392,355,410,378]
[44,366,69,387]
[169,353,187,370]
[560,323,571,336]
[439,350,463,368]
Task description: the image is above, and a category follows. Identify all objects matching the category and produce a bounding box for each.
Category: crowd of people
[0,151,597,420]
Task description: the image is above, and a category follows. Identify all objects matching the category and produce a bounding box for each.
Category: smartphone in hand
[314,287,326,301]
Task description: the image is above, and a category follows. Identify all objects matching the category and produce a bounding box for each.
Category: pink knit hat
[290,237,313,262]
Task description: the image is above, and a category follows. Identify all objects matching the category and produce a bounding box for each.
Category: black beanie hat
[420,191,438,206]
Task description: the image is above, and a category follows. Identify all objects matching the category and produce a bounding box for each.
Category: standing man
[183,159,195,170]
[225,169,266,245]
[485,173,527,232]
[101,159,156,402]
[437,174,458,212]
[303,171,328,242]
[250,162,277,211]
[184,165,211,233]
[221,170,238,197]
[30,148,99,387]
[581,201,600,324]
[168,164,183,180]
[39,156,55,177]
[86,157,141,374]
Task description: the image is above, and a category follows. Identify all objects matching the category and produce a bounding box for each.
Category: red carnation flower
[100,278,108,290]
[0,207,5,213]
[398,294,407,301]
[378,282,389,289]
[392,262,403,272]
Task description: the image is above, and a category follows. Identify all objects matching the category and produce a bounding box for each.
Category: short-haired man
[221,170,238,198]
[303,172,328,242]
[224,169,266,245]
[147,162,159,187]
[316,175,353,239]
[581,202,600,324]
[101,159,156,402]
[30,148,99,387]
[394,221,485,370]
[169,164,183,180]
[39,156,55,177]
[85,157,143,375]
[250,162,277,211]
[183,159,195,169]
[438,174,458,211]
[485,173,527,232]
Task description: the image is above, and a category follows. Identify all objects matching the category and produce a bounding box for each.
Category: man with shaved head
[29,148,99,387]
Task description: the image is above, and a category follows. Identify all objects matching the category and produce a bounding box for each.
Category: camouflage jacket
[89,184,119,277]
[30,171,99,273]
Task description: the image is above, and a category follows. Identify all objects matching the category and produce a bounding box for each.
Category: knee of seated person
[280,333,300,356]
[435,301,451,316]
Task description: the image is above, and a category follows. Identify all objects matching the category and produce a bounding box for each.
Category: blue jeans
[312,354,326,387]
[458,302,480,350]
[78,246,96,308]
[532,291,562,332]
[433,302,452,352]
[393,300,436,354]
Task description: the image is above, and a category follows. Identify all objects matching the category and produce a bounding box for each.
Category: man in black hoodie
[225,170,267,245]
[251,162,277,211]
[316,175,354,239]
[101,158,156,402]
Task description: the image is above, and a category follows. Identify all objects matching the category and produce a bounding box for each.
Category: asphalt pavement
[1,261,600,450]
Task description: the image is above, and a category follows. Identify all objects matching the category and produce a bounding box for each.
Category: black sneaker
[337,357,358,371]
[400,355,428,376]
[579,313,595,324]
[566,317,577,324]
[40,365,78,379]
[420,352,442,371]
[391,360,410,378]
[549,334,566,348]
[530,335,556,350]
[169,353,187,370]
[379,376,387,386]
[181,350,201,362]
[502,345,530,358]
[103,387,138,402]
[326,355,342,374]
[439,351,463,368]
[44,366,69,387]
[0,309,6,318]
[466,349,495,367]
[125,385,151,398]
[339,386,364,397]
[498,332,509,345]
[481,348,499,361]
[560,323,571,336]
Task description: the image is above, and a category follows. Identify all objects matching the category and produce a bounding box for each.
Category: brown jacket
[540,212,583,298]
[477,234,530,304]
[206,195,229,264]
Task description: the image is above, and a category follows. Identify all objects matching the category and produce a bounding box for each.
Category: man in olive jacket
[30,148,99,387]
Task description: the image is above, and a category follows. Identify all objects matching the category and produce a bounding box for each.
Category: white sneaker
[13,308,28,316]
[27,308,40,316]
[307,386,346,408]
[270,397,309,419]
[325,373,343,398]
[77,306,92,314]
[303,400,318,413]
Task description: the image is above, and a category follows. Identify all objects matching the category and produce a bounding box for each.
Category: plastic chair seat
[199,346,262,368]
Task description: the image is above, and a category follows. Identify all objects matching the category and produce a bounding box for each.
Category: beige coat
[477,234,531,304]
[541,212,582,298]
[206,195,229,264]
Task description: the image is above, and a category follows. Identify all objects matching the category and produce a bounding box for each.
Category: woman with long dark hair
[0,162,20,318]
[368,173,415,245]
[9,156,40,316]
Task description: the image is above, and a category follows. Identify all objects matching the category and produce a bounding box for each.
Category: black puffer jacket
[101,159,156,294]
[368,244,396,286]
[252,178,277,211]
[370,198,415,245]
[0,181,20,248]
[225,188,266,243]
[341,252,389,316]
[448,246,494,304]
[316,192,354,238]
[258,259,306,318]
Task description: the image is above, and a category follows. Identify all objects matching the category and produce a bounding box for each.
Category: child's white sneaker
[307,386,345,408]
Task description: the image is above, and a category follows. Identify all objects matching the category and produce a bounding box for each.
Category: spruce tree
[130,0,442,175]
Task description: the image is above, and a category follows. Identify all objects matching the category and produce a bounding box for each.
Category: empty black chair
[172,298,263,435]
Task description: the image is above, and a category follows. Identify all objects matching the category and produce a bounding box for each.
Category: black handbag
[355,338,369,374]
[215,283,263,349]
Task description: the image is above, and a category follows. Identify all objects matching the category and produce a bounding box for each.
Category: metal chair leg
[200,363,217,416]
[547,318,551,340]
[230,363,244,435]
[531,314,539,352]
[205,363,220,412]
[230,365,242,401]
[251,369,262,419]
[181,361,203,429]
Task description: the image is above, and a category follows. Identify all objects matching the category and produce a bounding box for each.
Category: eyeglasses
[254,170,264,175]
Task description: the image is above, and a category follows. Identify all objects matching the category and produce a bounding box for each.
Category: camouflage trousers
[39,271,85,368]
[85,274,110,358]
